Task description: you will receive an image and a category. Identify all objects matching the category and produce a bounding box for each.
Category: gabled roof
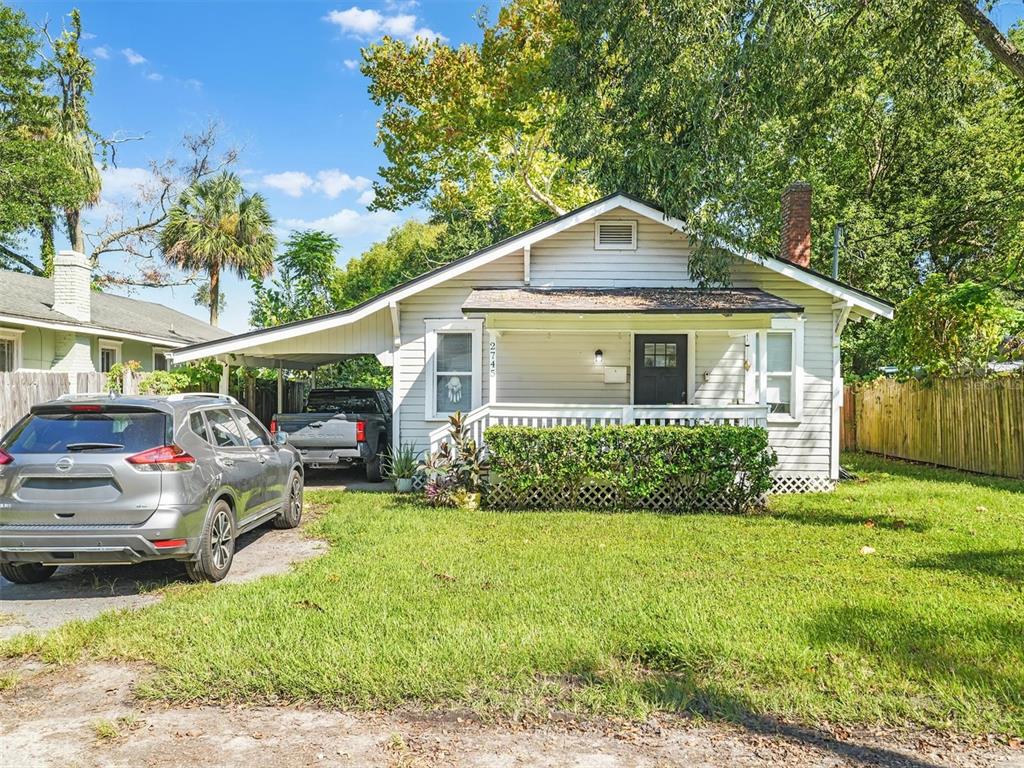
[169,193,893,364]
[0,269,230,346]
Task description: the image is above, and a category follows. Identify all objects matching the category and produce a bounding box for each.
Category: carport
[166,303,396,417]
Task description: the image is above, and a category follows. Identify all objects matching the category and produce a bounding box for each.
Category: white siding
[395,209,843,477]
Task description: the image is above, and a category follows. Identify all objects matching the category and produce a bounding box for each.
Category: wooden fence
[1,370,308,436]
[841,377,1024,479]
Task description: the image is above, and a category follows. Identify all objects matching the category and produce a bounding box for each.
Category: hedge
[483,424,777,513]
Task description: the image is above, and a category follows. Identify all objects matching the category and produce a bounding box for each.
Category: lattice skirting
[770,475,837,494]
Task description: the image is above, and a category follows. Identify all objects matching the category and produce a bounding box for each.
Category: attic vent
[595,220,637,250]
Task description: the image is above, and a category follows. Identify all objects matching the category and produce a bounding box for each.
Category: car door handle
[257,455,267,464]
[218,457,235,467]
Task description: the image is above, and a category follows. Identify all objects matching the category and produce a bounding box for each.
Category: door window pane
[436,374,472,414]
[189,412,210,443]
[206,409,246,448]
[437,333,472,372]
[643,342,677,368]
[235,411,270,447]
[0,339,12,372]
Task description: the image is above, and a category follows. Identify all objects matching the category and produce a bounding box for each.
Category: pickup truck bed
[272,389,392,481]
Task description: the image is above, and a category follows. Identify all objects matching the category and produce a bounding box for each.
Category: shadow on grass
[765,507,930,533]
[805,604,1024,701]
[910,548,1024,583]
[842,453,1024,495]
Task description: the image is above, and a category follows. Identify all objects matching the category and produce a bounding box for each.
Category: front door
[634,334,687,405]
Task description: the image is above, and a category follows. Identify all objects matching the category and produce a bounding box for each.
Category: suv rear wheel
[185,500,235,583]
[273,470,303,529]
[1,562,57,584]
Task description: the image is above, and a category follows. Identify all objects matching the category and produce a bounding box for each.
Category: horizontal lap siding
[245,309,391,358]
[497,332,629,403]
[693,333,745,406]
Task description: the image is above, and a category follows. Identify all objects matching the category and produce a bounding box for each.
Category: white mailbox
[603,366,628,384]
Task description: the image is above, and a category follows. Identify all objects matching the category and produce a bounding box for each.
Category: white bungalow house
[168,184,892,490]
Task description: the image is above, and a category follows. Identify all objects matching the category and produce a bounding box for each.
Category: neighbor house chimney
[52,250,92,323]
[780,181,812,269]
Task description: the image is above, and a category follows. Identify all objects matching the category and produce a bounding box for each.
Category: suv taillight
[0,448,12,465]
[126,444,195,471]
[270,419,277,434]
[356,420,366,443]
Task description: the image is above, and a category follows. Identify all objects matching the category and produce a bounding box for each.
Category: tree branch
[955,0,1024,83]
[0,244,45,275]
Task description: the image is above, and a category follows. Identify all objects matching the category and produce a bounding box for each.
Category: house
[167,184,892,490]
[0,251,228,376]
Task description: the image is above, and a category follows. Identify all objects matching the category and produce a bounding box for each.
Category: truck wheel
[365,453,384,482]
[185,500,235,583]
[0,562,57,584]
[273,471,303,529]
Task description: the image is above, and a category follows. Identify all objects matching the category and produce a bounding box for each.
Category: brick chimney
[780,181,812,268]
[52,250,92,323]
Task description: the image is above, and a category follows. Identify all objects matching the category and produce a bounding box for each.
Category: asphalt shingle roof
[462,287,804,314]
[0,270,230,345]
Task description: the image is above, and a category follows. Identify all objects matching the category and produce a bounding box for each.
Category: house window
[153,349,169,371]
[99,340,122,373]
[749,320,803,419]
[425,319,482,420]
[0,329,22,372]
[643,342,677,368]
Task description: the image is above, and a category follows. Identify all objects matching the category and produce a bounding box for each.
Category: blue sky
[11,1,1024,333]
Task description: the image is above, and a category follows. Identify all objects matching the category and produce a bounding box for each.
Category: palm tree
[160,172,276,326]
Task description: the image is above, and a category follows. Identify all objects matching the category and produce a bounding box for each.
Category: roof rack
[57,391,116,400]
[165,392,239,404]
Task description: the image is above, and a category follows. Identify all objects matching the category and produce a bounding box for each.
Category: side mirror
[274,431,289,446]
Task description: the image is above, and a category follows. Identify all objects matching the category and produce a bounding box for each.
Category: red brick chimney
[780,181,812,268]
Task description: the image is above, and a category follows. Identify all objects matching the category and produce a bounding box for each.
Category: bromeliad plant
[421,412,487,508]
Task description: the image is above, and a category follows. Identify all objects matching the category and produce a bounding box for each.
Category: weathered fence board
[840,377,1023,479]
[0,372,71,435]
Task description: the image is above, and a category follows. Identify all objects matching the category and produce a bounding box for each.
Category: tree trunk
[209,266,220,326]
[64,207,86,255]
[955,0,1024,84]
[39,215,55,276]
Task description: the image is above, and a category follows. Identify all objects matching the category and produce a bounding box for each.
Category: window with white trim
[754,332,794,414]
[425,319,482,419]
[0,329,23,372]
[153,348,170,371]
[99,340,122,373]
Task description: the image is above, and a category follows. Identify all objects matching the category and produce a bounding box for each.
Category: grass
[4,454,1022,734]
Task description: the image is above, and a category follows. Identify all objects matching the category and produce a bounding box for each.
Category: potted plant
[386,443,419,492]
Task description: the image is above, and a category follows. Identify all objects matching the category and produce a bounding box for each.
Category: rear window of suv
[303,392,381,414]
[3,411,170,454]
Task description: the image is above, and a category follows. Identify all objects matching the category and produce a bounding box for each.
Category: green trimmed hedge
[483,424,777,513]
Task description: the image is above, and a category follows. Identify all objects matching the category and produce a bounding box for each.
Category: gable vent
[595,220,637,250]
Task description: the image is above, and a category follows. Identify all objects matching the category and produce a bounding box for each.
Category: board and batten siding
[395,208,842,478]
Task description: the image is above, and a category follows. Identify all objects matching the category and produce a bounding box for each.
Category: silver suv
[0,394,303,584]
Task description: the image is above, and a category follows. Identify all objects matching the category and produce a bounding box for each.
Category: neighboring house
[0,250,228,376]
[168,184,893,490]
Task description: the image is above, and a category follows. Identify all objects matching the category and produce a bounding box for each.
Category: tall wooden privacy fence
[841,377,1024,479]
[1,370,308,436]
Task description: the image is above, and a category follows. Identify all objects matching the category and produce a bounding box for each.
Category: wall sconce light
[594,349,604,365]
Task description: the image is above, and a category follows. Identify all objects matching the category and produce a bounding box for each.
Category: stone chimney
[780,181,812,268]
[52,250,92,323]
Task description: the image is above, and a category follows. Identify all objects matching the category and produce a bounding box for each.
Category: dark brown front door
[634,334,687,405]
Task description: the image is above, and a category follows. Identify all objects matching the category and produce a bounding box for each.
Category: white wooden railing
[428,402,769,453]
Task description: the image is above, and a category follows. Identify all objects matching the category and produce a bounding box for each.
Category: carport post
[218,360,230,395]
[276,365,284,414]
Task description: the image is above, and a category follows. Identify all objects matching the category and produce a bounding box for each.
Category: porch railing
[428,402,769,453]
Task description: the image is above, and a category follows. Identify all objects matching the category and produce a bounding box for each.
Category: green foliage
[385,443,420,481]
[890,274,1023,376]
[422,412,487,507]
[363,0,595,228]
[105,360,141,393]
[137,370,190,395]
[159,172,275,325]
[485,424,777,513]
[174,359,224,391]
[250,230,343,328]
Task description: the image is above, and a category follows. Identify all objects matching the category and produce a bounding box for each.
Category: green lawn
[5,454,1023,734]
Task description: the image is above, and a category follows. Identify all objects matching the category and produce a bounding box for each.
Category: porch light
[594,349,604,365]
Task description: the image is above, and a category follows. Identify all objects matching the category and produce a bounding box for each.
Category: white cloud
[284,208,400,238]
[357,189,376,207]
[316,169,371,198]
[324,6,445,42]
[100,166,156,200]
[146,72,163,81]
[92,46,110,60]
[343,58,359,70]
[183,78,203,90]
[122,48,147,65]
[262,171,315,198]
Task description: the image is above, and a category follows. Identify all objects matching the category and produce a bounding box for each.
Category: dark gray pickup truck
[271,389,391,481]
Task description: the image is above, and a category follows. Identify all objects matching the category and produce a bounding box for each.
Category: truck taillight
[0,448,12,465]
[356,420,366,443]
[126,444,195,471]
[270,419,277,434]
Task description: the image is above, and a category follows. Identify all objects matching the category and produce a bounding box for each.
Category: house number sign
[489,339,497,375]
